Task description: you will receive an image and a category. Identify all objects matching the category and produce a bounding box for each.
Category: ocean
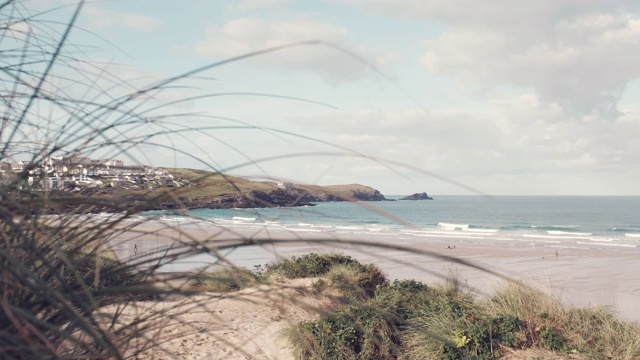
[140,196,640,251]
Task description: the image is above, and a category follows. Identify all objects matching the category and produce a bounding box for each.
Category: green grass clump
[285,266,640,360]
[485,282,640,358]
[188,267,260,292]
[374,279,472,321]
[0,219,159,358]
[285,303,401,360]
[325,263,388,301]
[263,252,361,278]
[404,313,524,360]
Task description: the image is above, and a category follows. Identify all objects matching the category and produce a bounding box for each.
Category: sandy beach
[105,220,640,359]
[113,279,330,359]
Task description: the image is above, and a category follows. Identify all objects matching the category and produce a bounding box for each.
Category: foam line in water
[523,234,590,240]
[577,242,636,248]
[438,222,470,230]
[233,216,256,221]
[285,228,323,232]
[548,231,592,236]
[408,233,490,240]
[335,226,365,230]
[588,237,614,242]
[465,228,500,233]
[400,229,487,238]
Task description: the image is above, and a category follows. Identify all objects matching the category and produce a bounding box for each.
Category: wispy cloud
[194,16,393,82]
[83,7,161,33]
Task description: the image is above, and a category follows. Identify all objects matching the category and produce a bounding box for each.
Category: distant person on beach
[134,244,137,255]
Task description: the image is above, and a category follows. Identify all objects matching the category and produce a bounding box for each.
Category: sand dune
[110,278,334,360]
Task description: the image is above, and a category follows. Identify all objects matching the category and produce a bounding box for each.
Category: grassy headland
[33,168,389,213]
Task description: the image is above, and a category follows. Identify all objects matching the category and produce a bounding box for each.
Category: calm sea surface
[140,196,640,250]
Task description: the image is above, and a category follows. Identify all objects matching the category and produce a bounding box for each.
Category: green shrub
[351,263,388,298]
[457,315,522,358]
[264,253,330,278]
[263,252,361,279]
[538,325,568,351]
[325,263,388,301]
[403,313,522,360]
[375,279,432,320]
[375,279,471,321]
[285,303,401,360]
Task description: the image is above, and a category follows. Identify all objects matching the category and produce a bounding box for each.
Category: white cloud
[336,0,636,27]
[424,14,640,116]
[340,0,640,116]
[83,7,161,33]
[289,91,640,181]
[194,17,392,82]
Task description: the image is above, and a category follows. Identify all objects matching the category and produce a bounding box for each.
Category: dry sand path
[111,279,330,360]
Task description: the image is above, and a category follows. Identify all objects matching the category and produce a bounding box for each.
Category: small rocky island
[399,192,433,200]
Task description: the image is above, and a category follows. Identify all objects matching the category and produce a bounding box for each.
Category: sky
[9,0,640,195]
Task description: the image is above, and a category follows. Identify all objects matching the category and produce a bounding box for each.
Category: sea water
[139,196,640,251]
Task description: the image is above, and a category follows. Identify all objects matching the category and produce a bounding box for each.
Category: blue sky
[11,0,640,195]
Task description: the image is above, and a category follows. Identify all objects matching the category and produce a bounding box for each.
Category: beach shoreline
[109,219,640,323]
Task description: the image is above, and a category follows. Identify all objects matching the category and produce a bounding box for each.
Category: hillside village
[0,158,388,211]
[0,156,182,191]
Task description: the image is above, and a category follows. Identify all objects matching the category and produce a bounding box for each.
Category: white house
[11,161,31,172]
[103,159,123,166]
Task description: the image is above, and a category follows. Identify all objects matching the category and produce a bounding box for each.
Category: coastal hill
[48,168,388,212]
[163,168,387,209]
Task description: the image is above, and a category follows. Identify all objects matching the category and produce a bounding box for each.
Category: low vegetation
[0,218,160,358]
[187,267,260,292]
[181,252,640,359]
[257,253,640,360]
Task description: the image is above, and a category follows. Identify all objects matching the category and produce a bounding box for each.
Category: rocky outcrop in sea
[399,192,433,200]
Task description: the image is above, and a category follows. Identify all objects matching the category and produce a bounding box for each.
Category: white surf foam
[465,228,499,233]
[577,242,636,248]
[438,222,469,230]
[523,234,589,240]
[548,231,592,236]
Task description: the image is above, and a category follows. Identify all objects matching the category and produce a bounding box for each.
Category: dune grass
[187,267,260,292]
[277,253,640,360]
